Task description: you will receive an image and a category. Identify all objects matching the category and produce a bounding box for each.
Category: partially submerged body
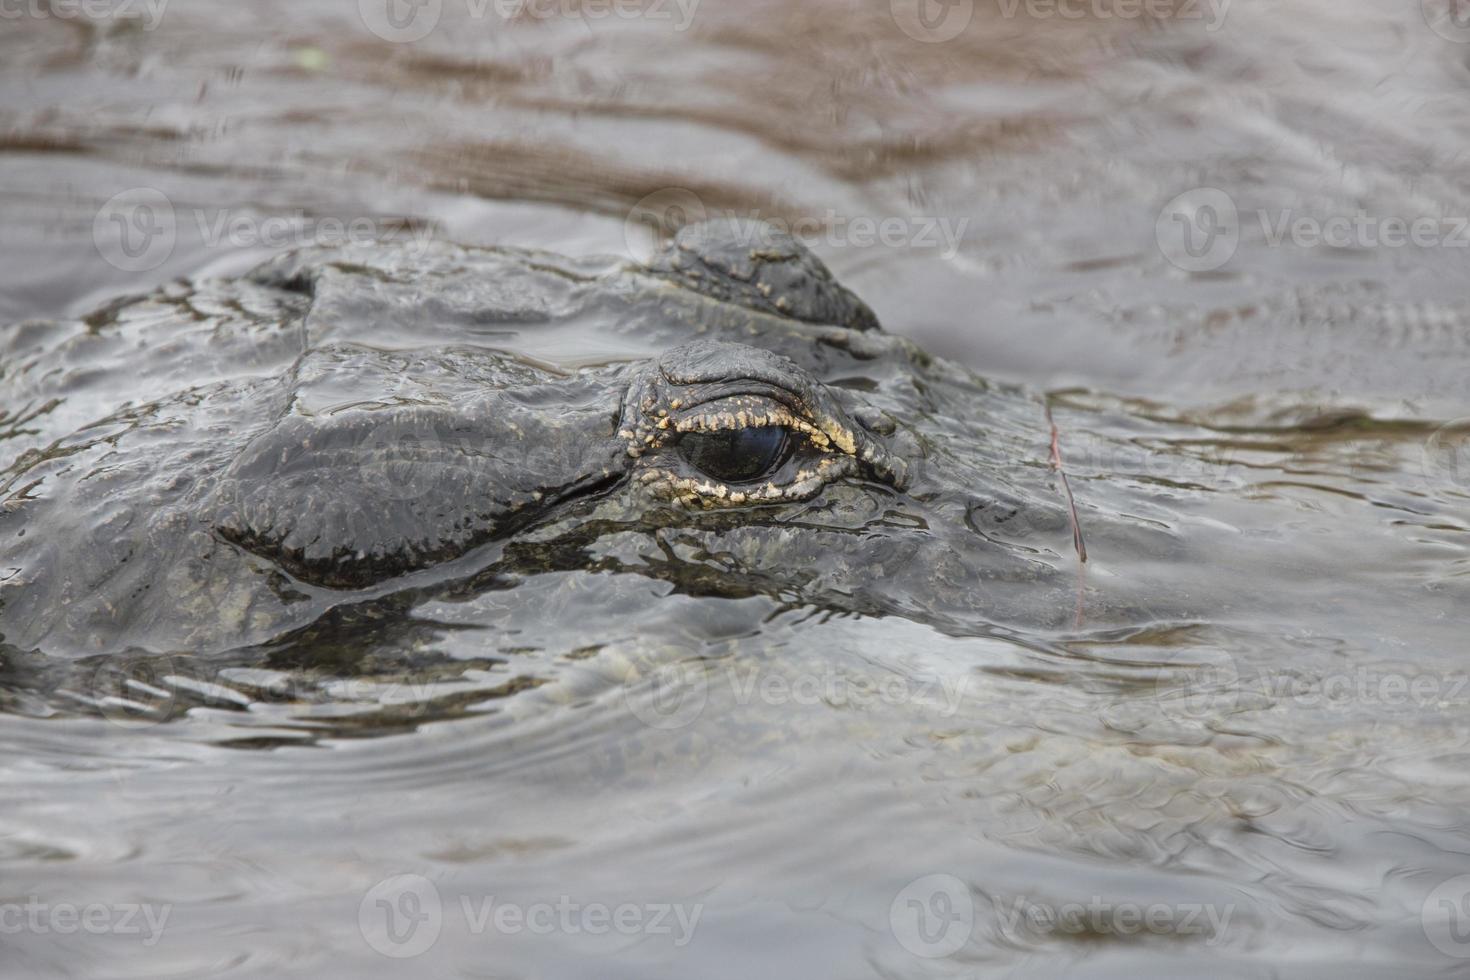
[1,221,1155,716]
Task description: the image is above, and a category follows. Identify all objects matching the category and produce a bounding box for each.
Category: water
[3,1,1470,976]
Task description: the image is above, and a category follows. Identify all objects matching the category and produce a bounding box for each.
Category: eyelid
[667,394,837,449]
[663,377,807,414]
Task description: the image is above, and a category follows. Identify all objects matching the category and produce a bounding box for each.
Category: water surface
[2,1,1470,976]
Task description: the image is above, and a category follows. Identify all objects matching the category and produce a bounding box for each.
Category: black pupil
[679,427,789,484]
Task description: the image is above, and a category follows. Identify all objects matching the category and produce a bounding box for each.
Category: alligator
[0,220,1138,720]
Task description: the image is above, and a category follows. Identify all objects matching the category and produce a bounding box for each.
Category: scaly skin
[0,220,1156,684]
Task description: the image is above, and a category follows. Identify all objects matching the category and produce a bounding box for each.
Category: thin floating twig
[1044,400,1088,565]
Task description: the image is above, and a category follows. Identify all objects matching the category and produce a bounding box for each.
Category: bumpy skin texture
[647,219,881,331]
[212,359,629,589]
[0,221,1116,663]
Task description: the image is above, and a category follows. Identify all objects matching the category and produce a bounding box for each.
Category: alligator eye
[678,426,790,484]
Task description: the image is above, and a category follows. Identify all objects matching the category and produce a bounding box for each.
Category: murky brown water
[3,1,1470,976]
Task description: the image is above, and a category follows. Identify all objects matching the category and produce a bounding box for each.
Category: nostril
[965,497,1018,534]
[966,495,1069,541]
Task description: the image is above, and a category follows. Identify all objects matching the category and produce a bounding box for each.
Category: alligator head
[0,220,1110,666]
